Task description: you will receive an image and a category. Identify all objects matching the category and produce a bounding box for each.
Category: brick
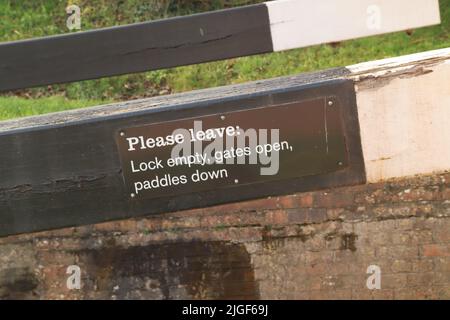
[286,208,328,225]
[301,262,328,276]
[409,230,434,244]
[391,260,413,273]
[377,245,419,260]
[38,251,78,266]
[391,232,412,246]
[350,289,373,300]
[434,257,450,272]
[199,213,260,229]
[326,208,346,220]
[313,191,355,208]
[307,276,323,291]
[305,236,327,251]
[297,193,314,207]
[277,195,298,209]
[290,291,310,300]
[442,187,450,200]
[205,202,243,214]
[303,250,335,265]
[394,289,418,300]
[435,286,450,299]
[415,288,442,299]
[433,224,450,243]
[171,207,205,217]
[370,289,395,300]
[265,210,288,225]
[411,259,435,273]
[379,273,408,289]
[395,287,439,299]
[406,273,437,287]
[93,220,138,233]
[324,234,342,251]
[328,263,361,276]
[335,274,366,289]
[433,272,450,285]
[369,231,394,246]
[308,208,328,223]
[286,209,310,224]
[422,244,450,257]
[136,218,162,232]
[309,289,352,300]
[43,227,78,238]
[395,219,415,231]
[234,197,279,212]
[322,275,347,290]
[401,188,437,202]
[356,246,377,260]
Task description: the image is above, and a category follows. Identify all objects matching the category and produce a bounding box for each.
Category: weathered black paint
[0,4,272,92]
[0,70,365,236]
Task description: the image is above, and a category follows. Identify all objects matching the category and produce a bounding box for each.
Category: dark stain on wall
[340,233,358,252]
[77,241,259,299]
[0,267,38,299]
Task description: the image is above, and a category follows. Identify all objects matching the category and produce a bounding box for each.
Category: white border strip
[266,0,441,52]
[346,48,450,182]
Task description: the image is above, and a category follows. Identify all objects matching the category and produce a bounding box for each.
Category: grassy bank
[0,0,449,120]
[0,96,108,120]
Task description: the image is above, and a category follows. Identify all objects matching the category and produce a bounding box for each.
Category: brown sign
[116,97,348,200]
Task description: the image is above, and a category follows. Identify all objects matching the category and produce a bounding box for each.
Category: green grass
[0,0,449,120]
[0,96,108,119]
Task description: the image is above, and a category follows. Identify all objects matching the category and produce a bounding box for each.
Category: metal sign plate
[116,97,348,200]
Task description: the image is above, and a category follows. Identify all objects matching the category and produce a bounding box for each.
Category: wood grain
[0,4,272,92]
[0,68,366,236]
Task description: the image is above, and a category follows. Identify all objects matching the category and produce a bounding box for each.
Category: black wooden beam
[0,68,366,236]
[0,4,272,92]
[0,0,440,92]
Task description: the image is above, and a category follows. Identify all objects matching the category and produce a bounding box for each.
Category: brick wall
[0,171,449,299]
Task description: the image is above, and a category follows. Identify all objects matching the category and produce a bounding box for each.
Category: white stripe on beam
[266,0,441,52]
[347,47,450,183]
